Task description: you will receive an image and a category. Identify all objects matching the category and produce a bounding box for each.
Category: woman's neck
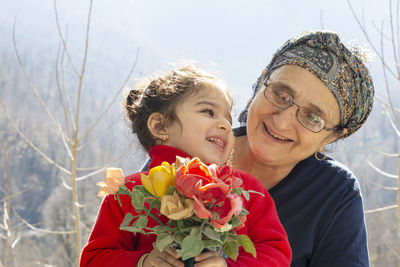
[232,136,295,190]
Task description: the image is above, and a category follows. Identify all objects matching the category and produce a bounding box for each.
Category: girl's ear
[147,112,168,140]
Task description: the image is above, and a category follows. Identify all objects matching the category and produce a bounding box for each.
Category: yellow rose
[97,168,125,197]
[160,192,194,220]
[140,162,175,198]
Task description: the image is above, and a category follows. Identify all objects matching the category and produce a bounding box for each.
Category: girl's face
[246,65,341,168]
[164,82,234,165]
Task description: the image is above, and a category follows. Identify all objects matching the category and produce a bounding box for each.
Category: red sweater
[80,145,291,266]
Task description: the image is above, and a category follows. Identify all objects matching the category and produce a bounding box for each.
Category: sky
[0,0,393,124]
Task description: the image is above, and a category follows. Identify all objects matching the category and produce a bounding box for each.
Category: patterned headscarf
[239,30,374,138]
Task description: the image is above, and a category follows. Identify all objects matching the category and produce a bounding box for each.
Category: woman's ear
[322,128,348,146]
[147,112,168,140]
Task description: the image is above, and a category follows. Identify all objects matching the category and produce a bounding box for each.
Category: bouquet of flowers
[97,156,263,262]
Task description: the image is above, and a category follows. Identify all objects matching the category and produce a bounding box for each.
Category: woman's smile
[263,123,292,142]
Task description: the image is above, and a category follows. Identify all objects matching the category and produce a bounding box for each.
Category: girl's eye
[202,109,214,116]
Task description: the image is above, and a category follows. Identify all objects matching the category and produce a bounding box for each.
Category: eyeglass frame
[261,81,340,133]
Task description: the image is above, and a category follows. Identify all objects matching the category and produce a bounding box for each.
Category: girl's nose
[218,118,232,133]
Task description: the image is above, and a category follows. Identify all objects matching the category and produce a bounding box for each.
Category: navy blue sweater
[269,151,369,266]
[234,126,369,266]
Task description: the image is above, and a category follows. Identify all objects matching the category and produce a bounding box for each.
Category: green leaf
[120,213,134,227]
[148,198,161,211]
[156,234,174,252]
[222,238,239,261]
[231,187,243,196]
[238,235,256,258]
[230,217,243,228]
[115,194,122,207]
[134,185,153,197]
[219,231,229,243]
[203,227,222,242]
[247,190,265,197]
[117,184,132,195]
[130,188,145,210]
[203,239,223,248]
[133,216,148,230]
[189,227,201,237]
[237,208,249,217]
[242,190,250,201]
[181,235,204,260]
[173,232,185,244]
[119,226,145,234]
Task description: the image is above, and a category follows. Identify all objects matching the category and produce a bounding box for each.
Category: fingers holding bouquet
[143,247,183,267]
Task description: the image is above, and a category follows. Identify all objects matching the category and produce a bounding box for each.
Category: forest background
[0,0,399,266]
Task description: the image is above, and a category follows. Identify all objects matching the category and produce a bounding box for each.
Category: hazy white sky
[0,0,392,121]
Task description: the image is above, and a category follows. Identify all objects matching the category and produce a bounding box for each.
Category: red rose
[174,158,243,229]
[193,193,242,229]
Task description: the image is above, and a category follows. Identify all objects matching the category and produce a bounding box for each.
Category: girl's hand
[194,251,227,267]
[143,247,184,267]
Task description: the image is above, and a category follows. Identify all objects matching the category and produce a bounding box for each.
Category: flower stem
[144,206,165,226]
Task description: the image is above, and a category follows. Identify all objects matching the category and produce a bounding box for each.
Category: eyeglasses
[262,82,338,133]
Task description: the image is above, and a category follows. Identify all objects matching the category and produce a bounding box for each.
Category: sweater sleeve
[226,171,292,267]
[80,178,150,266]
[309,183,369,267]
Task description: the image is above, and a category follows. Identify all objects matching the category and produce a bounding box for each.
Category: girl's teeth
[207,137,223,146]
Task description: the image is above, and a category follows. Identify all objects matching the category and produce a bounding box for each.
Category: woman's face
[246,65,341,168]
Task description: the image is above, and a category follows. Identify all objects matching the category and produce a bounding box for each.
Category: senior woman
[233,30,374,266]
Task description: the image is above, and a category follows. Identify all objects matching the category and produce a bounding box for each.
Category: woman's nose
[272,105,298,130]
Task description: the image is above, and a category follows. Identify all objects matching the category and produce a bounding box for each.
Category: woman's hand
[143,247,184,267]
[194,251,227,267]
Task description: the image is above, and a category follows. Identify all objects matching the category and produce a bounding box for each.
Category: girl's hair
[124,64,229,151]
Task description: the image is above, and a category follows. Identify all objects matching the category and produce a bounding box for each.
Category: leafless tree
[0,0,138,265]
[348,0,400,265]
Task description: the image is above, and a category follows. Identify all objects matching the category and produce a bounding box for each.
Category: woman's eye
[273,88,293,105]
[306,111,322,125]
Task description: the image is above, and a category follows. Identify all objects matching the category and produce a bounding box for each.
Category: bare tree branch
[380,17,400,127]
[348,0,399,79]
[365,204,397,214]
[78,47,140,142]
[364,175,398,190]
[364,155,398,179]
[383,107,400,137]
[60,26,77,132]
[0,98,71,175]
[372,20,392,41]
[53,0,79,77]
[389,0,400,76]
[13,18,72,148]
[13,209,75,235]
[76,140,134,172]
[77,112,122,151]
[376,95,400,113]
[0,180,40,204]
[60,176,72,190]
[56,42,72,142]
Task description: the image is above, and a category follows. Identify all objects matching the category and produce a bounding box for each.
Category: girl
[80,65,291,267]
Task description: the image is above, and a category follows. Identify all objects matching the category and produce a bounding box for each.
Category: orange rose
[97,168,125,197]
